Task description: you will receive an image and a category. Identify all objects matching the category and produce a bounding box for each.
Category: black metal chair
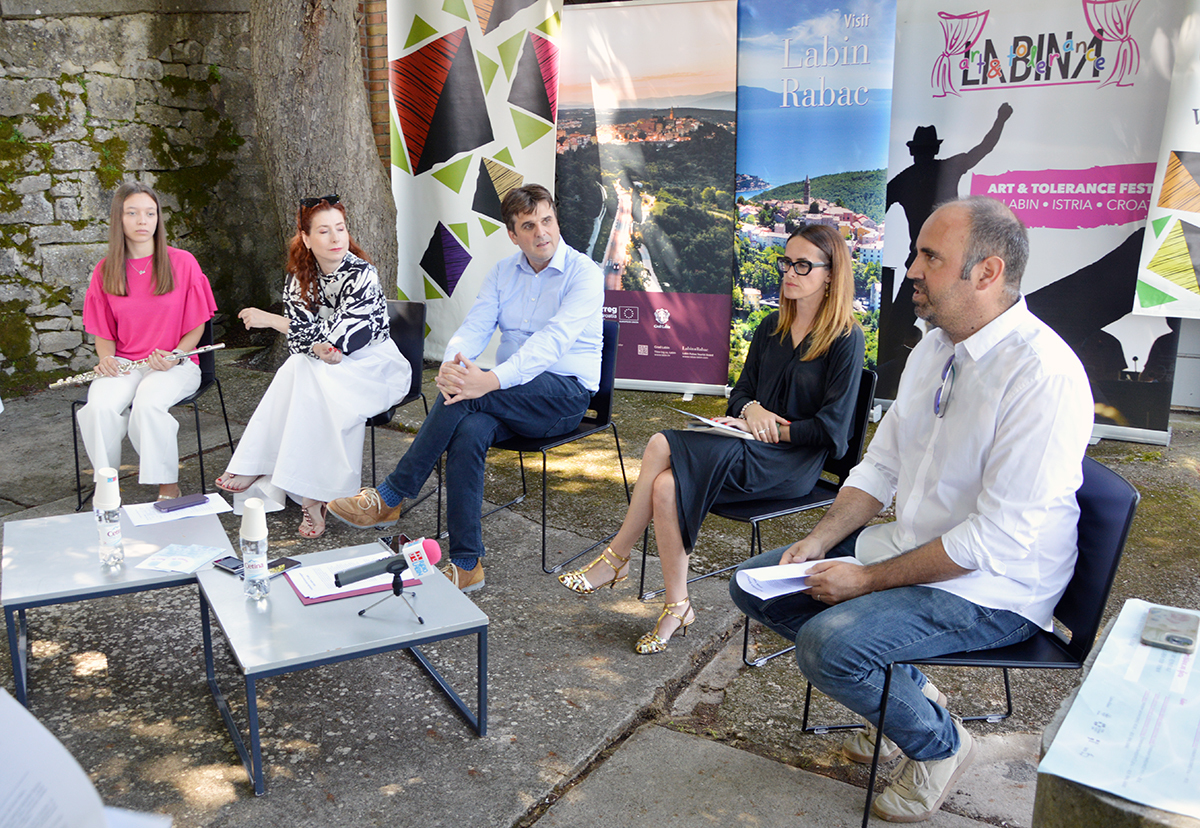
[848,456,1139,827]
[366,300,441,535]
[484,318,631,573]
[639,370,877,661]
[71,319,234,510]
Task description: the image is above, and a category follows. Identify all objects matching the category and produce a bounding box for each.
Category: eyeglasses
[776,258,831,276]
[934,354,955,418]
[300,194,340,209]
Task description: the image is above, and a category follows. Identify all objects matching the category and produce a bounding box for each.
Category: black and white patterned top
[284,252,390,357]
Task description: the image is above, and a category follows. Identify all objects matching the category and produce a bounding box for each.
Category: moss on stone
[0,120,32,212]
[31,90,69,134]
[0,225,36,257]
[93,133,129,190]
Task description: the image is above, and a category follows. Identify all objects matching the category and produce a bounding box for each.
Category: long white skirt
[226,339,411,503]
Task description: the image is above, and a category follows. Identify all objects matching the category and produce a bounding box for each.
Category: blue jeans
[384,371,591,561]
[729,544,1036,761]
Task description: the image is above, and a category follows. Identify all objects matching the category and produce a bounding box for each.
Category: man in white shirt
[730,196,1093,822]
[329,184,603,592]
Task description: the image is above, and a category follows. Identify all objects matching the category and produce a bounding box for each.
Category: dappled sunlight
[31,639,65,658]
[71,650,108,676]
[141,753,242,809]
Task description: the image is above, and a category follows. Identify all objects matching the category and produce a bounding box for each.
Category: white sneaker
[842,680,948,764]
[871,717,975,823]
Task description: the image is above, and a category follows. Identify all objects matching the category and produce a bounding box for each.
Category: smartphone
[213,555,244,576]
[378,533,413,554]
[212,555,300,580]
[1140,607,1199,654]
[153,493,208,512]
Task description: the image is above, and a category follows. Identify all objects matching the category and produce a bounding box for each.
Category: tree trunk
[249,0,397,299]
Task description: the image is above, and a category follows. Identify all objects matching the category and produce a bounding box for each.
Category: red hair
[285,200,370,309]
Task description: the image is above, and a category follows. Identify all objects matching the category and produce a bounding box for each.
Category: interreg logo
[653,308,671,325]
[931,2,1140,99]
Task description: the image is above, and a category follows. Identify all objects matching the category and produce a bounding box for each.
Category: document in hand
[668,407,754,440]
[734,558,864,600]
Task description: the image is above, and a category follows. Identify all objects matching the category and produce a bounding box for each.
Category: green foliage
[759,169,886,223]
[553,142,602,254]
[852,259,880,299]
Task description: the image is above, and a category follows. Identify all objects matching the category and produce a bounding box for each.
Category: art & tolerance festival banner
[735,0,896,372]
[557,0,738,394]
[388,0,563,361]
[880,0,1186,440]
[1134,6,1200,322]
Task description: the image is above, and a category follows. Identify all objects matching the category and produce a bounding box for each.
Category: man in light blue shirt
[329,184,603,592]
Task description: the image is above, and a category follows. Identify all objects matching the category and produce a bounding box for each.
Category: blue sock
[377,480,403,508]
[451,556,478,571]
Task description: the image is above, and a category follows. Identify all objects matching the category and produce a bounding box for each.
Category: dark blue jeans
[384,371,591,561]
[730,542,1036,761]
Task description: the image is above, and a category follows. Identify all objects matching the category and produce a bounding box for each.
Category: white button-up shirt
[445,241,603,392]
[846,298,1094,629]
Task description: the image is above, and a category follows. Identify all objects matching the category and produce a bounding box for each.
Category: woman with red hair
[216,195,410,537]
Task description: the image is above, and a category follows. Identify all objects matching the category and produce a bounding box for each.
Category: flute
[48,344,225,389]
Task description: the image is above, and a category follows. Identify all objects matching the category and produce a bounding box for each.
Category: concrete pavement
[0,354,1049,827]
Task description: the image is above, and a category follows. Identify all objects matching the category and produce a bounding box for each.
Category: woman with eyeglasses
[215,195,410,538]
[78,181,218,501]
[558,223,864,653]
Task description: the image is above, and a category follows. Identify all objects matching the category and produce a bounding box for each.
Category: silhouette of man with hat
[877,103,1013,394]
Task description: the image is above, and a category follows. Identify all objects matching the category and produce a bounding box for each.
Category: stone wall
[0,4,281,396]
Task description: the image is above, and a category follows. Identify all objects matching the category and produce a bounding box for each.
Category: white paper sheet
[0,689,171,827]
[734,558,864,599]
[286,551,411,600]
[668,406,754,440]
[122,493,232,526]
[1038,598,1200,819]
[135,544,228,574]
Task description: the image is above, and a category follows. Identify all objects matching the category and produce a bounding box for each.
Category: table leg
[6,608,28,707]
[478,628,488,737]
[245,676,264,796]
[408,627,487,737]
[199,591,265,796]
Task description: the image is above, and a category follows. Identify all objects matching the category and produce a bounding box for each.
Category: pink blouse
[83,247,217,364]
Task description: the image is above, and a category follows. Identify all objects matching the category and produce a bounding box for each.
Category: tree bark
[249,0,397,298]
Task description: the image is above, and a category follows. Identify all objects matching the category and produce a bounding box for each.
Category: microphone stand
[357,557,424,623]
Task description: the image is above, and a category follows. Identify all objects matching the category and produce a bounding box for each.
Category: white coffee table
[2,511,235,707]
[196,542,488,795]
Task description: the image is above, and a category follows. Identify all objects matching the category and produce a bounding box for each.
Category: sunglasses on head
[299,194,340,209]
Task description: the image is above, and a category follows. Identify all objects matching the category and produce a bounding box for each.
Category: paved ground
[1,351,1196,827]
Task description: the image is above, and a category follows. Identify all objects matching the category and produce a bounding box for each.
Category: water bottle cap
[240,497,268,541]
[94,467,121,509]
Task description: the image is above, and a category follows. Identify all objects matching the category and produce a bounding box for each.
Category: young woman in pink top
[78,182,217,500]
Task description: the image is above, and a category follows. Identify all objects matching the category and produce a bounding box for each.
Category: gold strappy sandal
[634,598,695,654]
[557,546,630,594]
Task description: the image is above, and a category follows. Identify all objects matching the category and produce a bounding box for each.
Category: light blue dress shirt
[444,240,604,392]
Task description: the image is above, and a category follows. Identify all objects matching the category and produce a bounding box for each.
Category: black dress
[665,313,865,551]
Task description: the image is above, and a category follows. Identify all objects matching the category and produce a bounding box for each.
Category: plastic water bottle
[241,497,270,599]
[94,467,124,566]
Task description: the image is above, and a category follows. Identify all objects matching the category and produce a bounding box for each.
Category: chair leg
[71,399,91,512]
[862,663,897,828]
[214,376,234,452]
[370,424,377,488]
[191,401,207,495]
[959,667,1013,724]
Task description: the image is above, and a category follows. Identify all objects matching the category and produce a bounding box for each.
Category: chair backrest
[386,299,427,403]
[1054,456,1139,662]
[822,368,877,485]
[582,318,619,428]
[196,319,216,387]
